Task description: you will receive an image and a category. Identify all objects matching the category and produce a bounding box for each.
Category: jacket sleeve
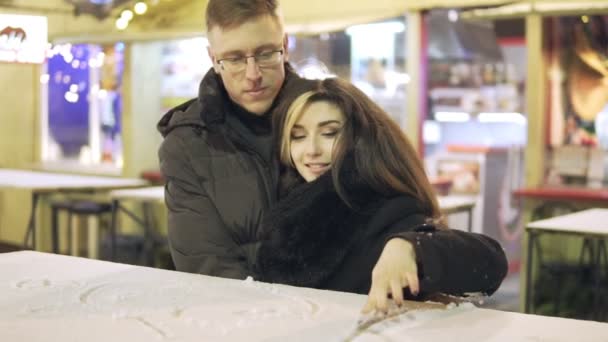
[159,133,249,279]
[388,223,508,297]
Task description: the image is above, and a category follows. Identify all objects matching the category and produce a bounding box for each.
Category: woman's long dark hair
[273,77,443,223]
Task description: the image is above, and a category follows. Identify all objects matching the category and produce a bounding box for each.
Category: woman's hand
[362,238,419,314]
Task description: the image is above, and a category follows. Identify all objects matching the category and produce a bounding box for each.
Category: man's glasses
[217,50,284,73]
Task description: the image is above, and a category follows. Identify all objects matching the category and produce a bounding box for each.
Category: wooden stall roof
[461,0,608,19]
[2,0,519,42]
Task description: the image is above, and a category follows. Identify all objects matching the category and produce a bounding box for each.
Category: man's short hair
[206,0,281,31]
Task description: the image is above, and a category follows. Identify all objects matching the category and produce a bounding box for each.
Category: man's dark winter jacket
[257,168,508,296]
[157,64,314,279]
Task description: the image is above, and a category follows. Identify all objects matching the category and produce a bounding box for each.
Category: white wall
[0,62,40,245]
[122,42,164,178]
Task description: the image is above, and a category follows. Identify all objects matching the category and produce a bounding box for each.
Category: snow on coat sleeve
[389,224,508,297]
[159,133,249,279]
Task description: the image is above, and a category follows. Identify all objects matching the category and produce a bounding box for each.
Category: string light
[64,91,79,103]
[121,9,134,21]
[116,17,129,30]
[134,2,148,15]
[63,53,74,64]
[116,1,152,30]
[448,9,459,22]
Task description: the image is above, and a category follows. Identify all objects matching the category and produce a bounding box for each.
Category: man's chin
[242,101,272,116]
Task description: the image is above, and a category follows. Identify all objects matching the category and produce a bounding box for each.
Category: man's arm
[160,133,249,279]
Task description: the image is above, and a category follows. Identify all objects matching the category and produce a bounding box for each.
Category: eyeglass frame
[216,49,285,73]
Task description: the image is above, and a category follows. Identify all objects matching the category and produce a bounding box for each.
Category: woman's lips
[306,163,330,175]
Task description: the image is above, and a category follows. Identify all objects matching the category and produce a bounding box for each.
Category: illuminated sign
[0,14,48,64]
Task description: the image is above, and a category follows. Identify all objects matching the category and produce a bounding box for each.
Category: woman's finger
[369,279,389,313]
[406,272,420,296]
[374,290,388,313]
[362,276,384,313]
[361,296,376,314]
[390,278,405,306]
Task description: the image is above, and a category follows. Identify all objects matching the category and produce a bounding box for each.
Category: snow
[1,251,608,342]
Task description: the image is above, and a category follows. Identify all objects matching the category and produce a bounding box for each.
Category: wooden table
[514,187,608,202]
[437,195,477,232]
[139,170,164,184]
[108,187,165,264]
[2,251,608,341]
[110,186,165,203]
[107,190,478,250]
[0,169,147,250]
[106,189,477,266]
[514,186,608,220]
[525,208,608,319]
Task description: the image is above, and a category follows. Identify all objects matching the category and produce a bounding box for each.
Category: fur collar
[257,169,386,287]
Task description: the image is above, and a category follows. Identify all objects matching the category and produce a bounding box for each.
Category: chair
[51,200,112,257]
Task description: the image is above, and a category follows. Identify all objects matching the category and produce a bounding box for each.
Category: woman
[256,78,507,313]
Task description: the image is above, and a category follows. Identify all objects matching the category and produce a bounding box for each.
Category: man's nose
[244,57,262,80]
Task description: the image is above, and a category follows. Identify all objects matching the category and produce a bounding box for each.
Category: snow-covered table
[2,251,608,342]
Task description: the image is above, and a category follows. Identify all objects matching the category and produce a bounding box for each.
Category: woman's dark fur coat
[256,169,508,297]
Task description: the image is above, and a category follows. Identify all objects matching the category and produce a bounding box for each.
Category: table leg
[577,237,593,319]
[592,239,606,321]
[525,231,536,314]
[23,192,40,250]
[87,216,99,259]
[70,214,79,256]
[467,207,473,233]
[110,199,119,261]
[599,240,608,321]
[142,202,154,266]
[51,204,59,254]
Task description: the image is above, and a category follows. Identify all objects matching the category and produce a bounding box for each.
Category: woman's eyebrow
[292,120,341,130]
[318,120,341,127]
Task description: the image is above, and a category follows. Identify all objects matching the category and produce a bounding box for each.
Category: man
[158,0,313,279]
